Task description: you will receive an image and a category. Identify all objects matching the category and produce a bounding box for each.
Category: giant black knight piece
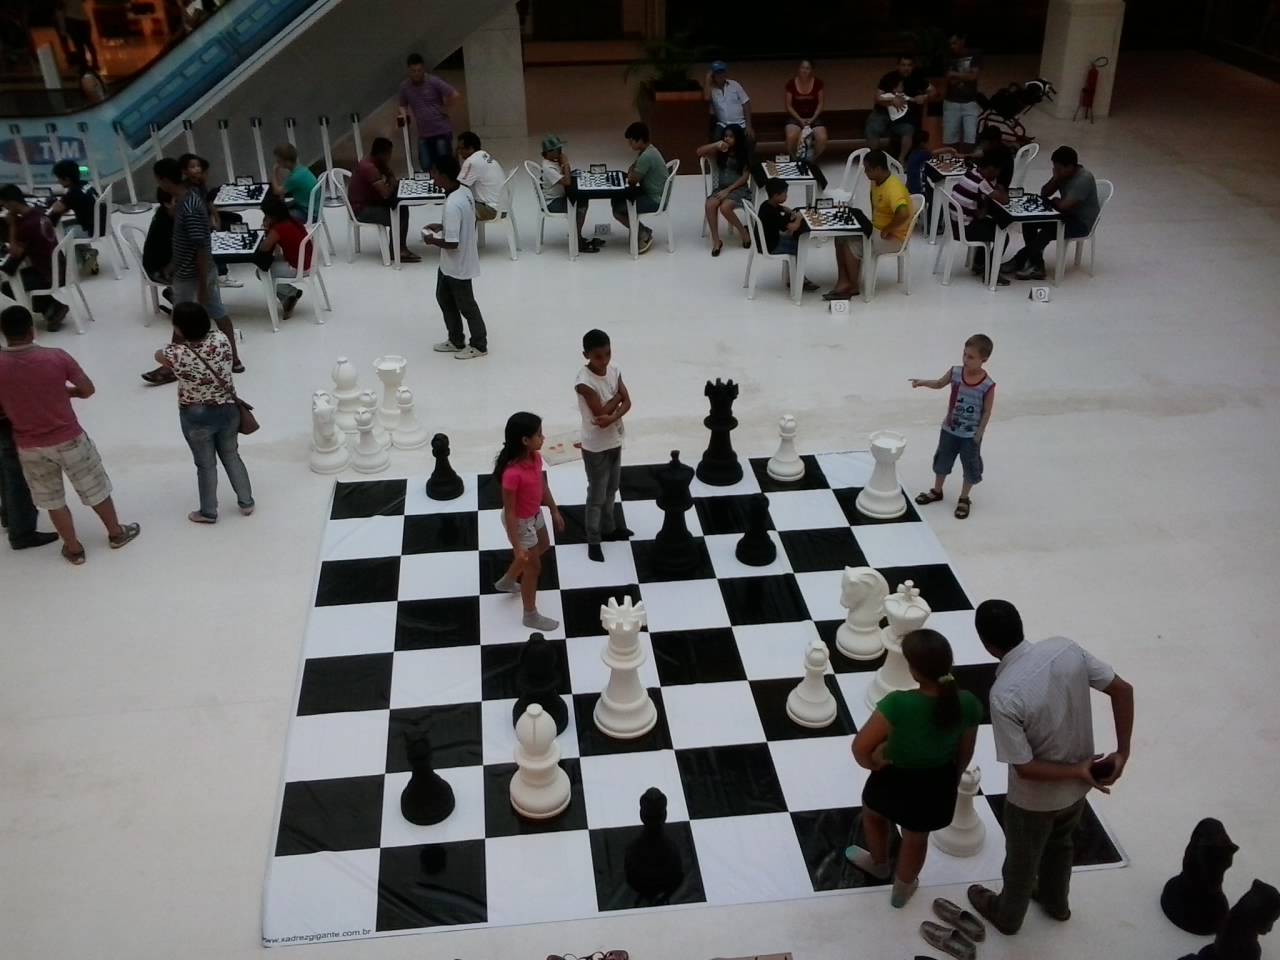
[1178,879,1280,960]
[1162,818,1239,935]
[695,379,742,486]
[649,450,700,578]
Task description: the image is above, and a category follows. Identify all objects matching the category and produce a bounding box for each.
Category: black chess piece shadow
[400,724,456,826]
[624,787,684,902]
[512,633,569,734]
[1161,818,1239,935]
[1178,879,1280,960]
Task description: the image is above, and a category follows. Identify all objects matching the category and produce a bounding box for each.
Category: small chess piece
[835,567,890,660]
[593,596,657,739]
[374,355,407,431]
[855,430,908,520]
[734,493,776,566]
[309,390,350,474]
[785,639,838,728]
[931,765,986,856]
[766,414,805,482]
[426,433,464,500]
[358,389,391,449]
[390,387,428,450]
[330,356,361,434]
[1161,819,1239,935]
[351,407,390,474]
[509,703,572,820]
[865,580,930,709]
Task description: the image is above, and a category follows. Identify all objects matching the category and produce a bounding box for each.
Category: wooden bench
[750,109,874,160]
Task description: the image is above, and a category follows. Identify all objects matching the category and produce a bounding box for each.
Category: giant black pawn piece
[511,632,568,734]
[1162,818,1239,935]
[399,724,456,826]
[649,450,700,578]
[695,379,743,486]
[735,493,776,566]
[426,433,464,501]
[624,787,684,900]
[1178,879,1280,960]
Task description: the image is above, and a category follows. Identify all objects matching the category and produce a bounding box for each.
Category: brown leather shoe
[967,884,1020,936]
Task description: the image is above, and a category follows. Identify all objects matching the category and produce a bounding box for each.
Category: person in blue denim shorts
[911,334,995,519]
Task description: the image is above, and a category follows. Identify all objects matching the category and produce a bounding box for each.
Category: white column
[463,5,528,141]
[1038,0,1126,120]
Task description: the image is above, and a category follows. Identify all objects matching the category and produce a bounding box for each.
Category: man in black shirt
[865,56,933,163]
[47,158,103,273]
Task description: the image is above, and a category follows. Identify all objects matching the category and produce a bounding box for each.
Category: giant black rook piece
[399,724,456,825]
[735,493,777,566]
[1178,879,1280,960]
[1162,818,1239,935]
[624,787,685,900]
[426,433,464,501]
[695,379,742,486]
[649,451,699,578]
[512,632,569,733]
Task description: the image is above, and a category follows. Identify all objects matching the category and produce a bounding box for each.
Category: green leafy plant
[901,20,951,77]
[624,33,711,99]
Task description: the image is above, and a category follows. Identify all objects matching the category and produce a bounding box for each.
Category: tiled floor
[1,50,1279,960]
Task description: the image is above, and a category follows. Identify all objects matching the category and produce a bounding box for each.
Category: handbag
[185,342,259,435]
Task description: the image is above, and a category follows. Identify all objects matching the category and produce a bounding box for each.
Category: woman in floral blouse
[155,302,254,523]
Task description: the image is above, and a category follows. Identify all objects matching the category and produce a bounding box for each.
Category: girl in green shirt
[849,628,982,907]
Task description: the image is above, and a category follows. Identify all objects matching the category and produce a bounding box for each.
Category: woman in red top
[493,412,565,632]
[784,59,828,160]
[257,195,312,319]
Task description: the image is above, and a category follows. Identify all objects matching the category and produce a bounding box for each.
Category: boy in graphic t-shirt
[574,328,634,562]
[909,334,996,519]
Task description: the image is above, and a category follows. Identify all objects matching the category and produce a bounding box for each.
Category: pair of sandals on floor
[916,487,971,519]
[710,226,751,257]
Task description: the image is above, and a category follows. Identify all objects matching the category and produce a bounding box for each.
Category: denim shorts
[172,264,227,320]
[931,427,983,485]
[865,111,914,141]
[772,234,800,256]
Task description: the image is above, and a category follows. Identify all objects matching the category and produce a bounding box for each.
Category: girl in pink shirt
[493,412,564,632]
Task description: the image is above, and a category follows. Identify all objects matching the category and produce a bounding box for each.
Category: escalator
[0,0,514,188]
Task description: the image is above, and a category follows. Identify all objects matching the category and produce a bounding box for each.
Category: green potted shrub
[626,33,712,171]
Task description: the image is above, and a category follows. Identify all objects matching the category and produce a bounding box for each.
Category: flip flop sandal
[711,244,723,257]
[933,898,987,941]
[61,544,86,566]
[920,921,977,960]
[915,489,943,505]
[821,289,854,301]
[955,497,972,519]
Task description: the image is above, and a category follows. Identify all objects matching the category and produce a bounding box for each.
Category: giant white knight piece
[373,355,407,432]
[593,596,657,739]
[509,703,572,820]
[358,389,391,450]
[865,579,930,709]
[350,407,390,474]
[330,356,362,435]
[786,639,838,728]
[766,414,805,482]
[932,765,987,857]
[391,387,429,450]
[855,429,908,520]
[309,390,351,474]
[835,566,890,660]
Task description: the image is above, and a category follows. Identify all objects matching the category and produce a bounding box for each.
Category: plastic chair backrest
[906,193,926,233]
[840,147,870,192]
[888,157,905,180]
[1012,143,1039,188]
[118,223,147,268]
[523,160,554,215]
[85,182,115,240]
[699,156,713,194]
[298,220,324,275]
[330,169,355,218]
[305,176,325,226]
[657,159,680,211]
[497,166,518,216]
[34,229,79,291]
[1093,179,1115,228]
[944,190,974,240]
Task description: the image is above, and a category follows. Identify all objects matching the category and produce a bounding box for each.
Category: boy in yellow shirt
[827,149,913,300]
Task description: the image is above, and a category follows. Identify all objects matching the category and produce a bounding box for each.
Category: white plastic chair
[1011,143,1039,190]
[699,156,715,238]
[258,221,332,333]
[1067,178,1113,276]
[865,193,926,298]
[12,230,91,333]
[330,169,390,266]
[116,223,170,325]
[304,176,335,267]
[629,159,680,258]
[67,181,127,280]
[477,167,520,261]
[888,156,906,181]
[836,147,870,196]
[523,159,573,258]
[740,204,796,300]
[933,191,994,286]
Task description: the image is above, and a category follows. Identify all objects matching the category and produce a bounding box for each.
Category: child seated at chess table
[696,123,753,255]
[270,142,319,224]
[755,178,820,293]
[538,136,600,254]
[256,195,311,319]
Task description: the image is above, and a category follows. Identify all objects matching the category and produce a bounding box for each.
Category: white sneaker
[454,346,487,359]
[218,275,243,288]
[433,340,463,352]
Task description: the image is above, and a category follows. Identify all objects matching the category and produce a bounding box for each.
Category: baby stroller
[977,79,1057,144]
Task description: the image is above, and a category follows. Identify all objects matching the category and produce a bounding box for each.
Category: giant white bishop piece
[509,703,572,820]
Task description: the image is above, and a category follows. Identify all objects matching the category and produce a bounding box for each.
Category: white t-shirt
[459,151,505,207]
[541,159,565,200]
[710,79,751,126]
[440,186,479,280]
[576,363,624,452]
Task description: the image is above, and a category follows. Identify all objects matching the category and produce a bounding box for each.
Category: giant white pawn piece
[855,429,908,520]
[350,407,390,474]
[786,639,838,728]
[509,703,572,820]
[358,389,391,449]
[309,390,351,475]
[391,387,428,450]
[865,579,931,709]
[593,596,657,739]
[932,765,987,857]
[766,414,806,483]
[330,356,362,435]
[835,566,890,660]
[373,355,407,432]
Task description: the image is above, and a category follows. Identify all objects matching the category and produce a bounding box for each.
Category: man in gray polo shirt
[967,598,1134,936]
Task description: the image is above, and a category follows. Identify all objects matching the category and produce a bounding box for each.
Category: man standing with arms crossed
[943,33,983,155]
[398,53,463,177]
[423,156,487,360]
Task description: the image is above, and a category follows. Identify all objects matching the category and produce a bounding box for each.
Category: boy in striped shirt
[950,151,1010,283]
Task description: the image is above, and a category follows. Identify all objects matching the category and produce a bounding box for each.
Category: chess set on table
[767,160,813,180]
[213,181,268,207]
[397,176,446,201]
[800,205,864,231]
[574,170,625,191]
[211,229,264,263]
[264,387,1126,945]
[1001,194,1056,217]
[927,157,968,175]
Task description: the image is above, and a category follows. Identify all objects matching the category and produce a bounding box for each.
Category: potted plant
[625,33,711,171]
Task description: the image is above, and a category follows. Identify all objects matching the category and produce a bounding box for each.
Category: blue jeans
[1019,218,1093,268]
[179,404,253,519]
[943,100,981,145]
[417,134,453,176]
[0,417,38,542]
[172,262,228,320]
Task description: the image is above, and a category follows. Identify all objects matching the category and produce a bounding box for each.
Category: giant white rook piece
[766,414,805,482]
[855,430,908,519]
[509,703,571,820]
[359,389,391,449]
[836,566,890,660]
[932,765,987,857]
[373,355,407,431]
[350,407,390,474]
[786,639,838,728]
[330,356,361,434]
[391,387,428,450]
[593,596,657,739]
[309,390,351,474]
[865,579,931,709]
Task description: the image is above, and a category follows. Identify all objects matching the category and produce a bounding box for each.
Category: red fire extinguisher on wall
[1074,56,1109,122]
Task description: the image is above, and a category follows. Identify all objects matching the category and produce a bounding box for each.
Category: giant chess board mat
[263,451,1126,946]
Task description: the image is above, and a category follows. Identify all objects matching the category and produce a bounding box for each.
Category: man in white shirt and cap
[705,61,753,141]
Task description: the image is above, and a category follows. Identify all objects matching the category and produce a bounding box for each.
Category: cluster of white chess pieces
[509,582,985,859]
[309,355,428,475]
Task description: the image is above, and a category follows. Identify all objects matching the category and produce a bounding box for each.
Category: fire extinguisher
[1074,56,1109,122]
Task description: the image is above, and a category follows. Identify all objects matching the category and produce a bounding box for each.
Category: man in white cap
[705,61,753,140]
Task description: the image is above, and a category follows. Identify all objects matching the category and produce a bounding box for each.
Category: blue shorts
[172,263,227,321]
[547,196,569,214]
[771,234,799,256]
[611,194,660,217]
[931,428,983,485]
